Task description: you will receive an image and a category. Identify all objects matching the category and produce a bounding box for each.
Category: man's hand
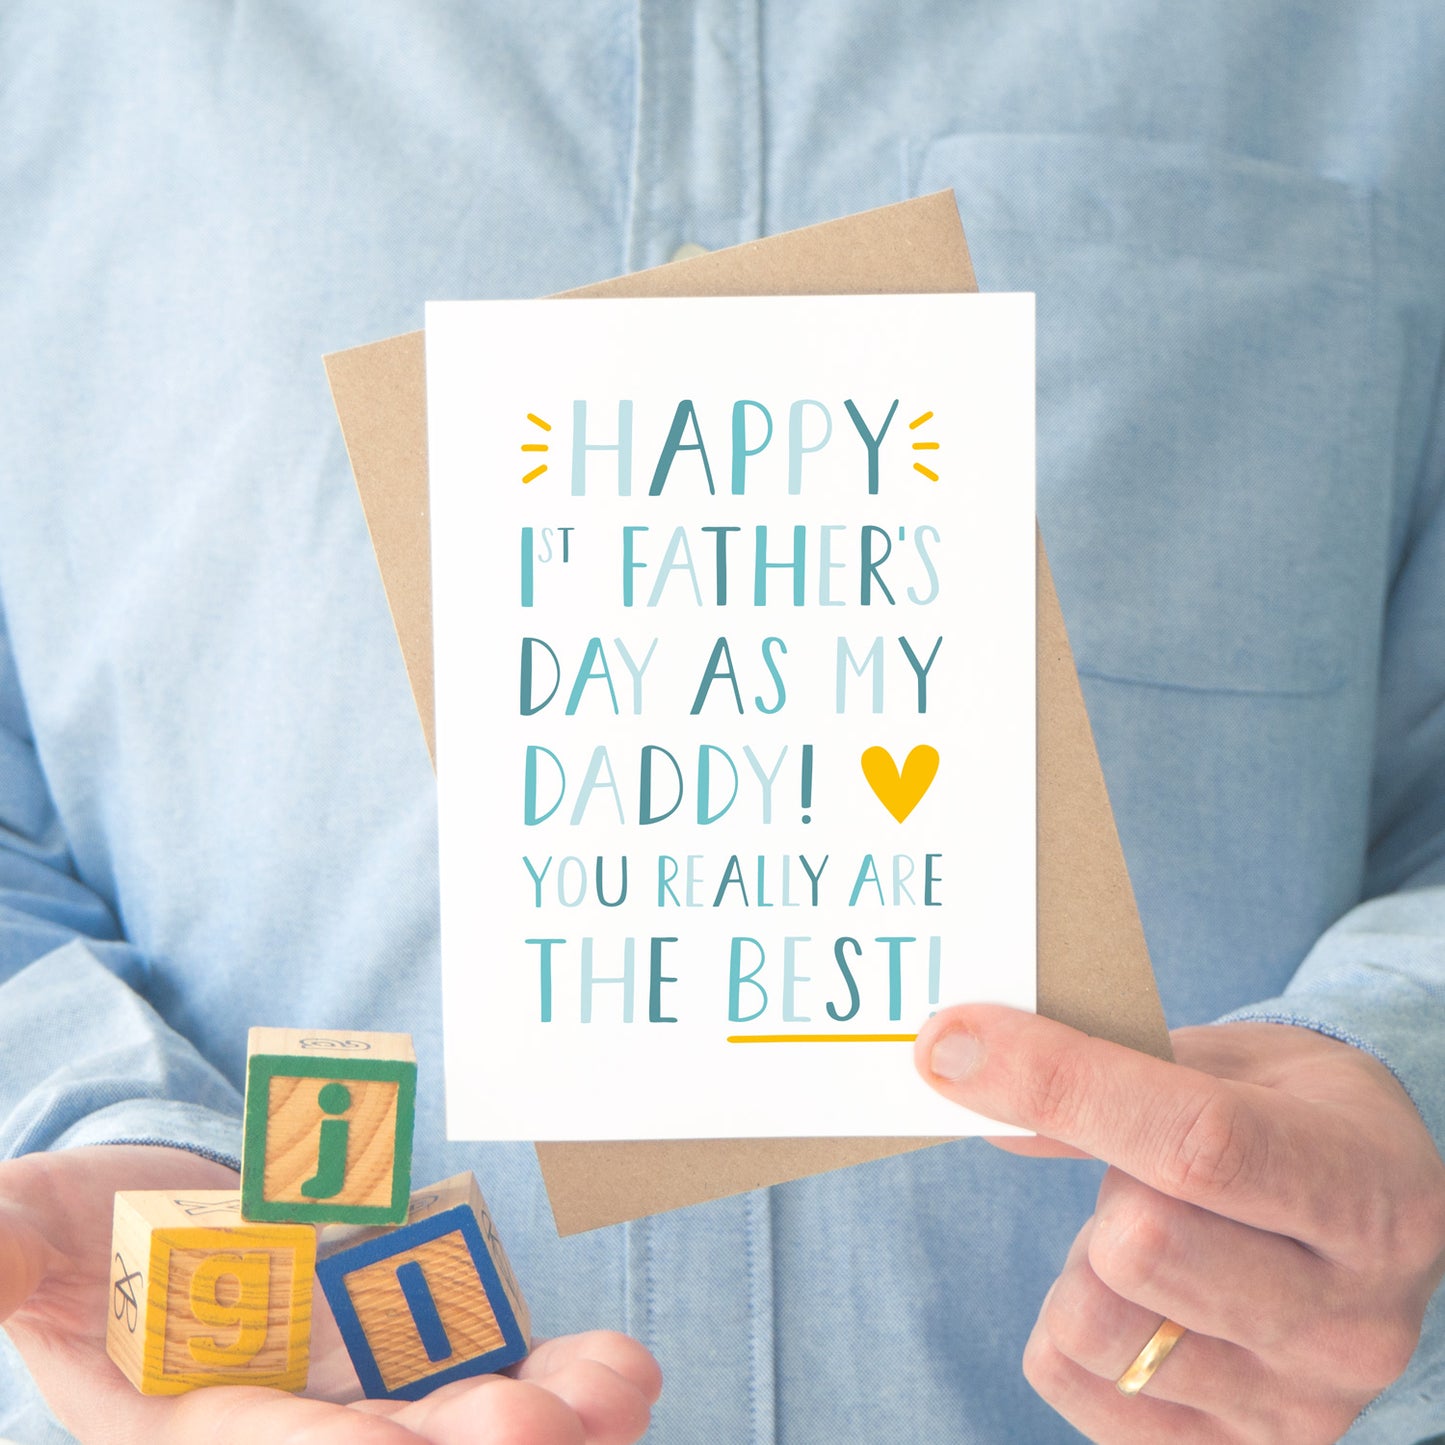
[0,1145,660,1444]
[915,1007,1445,1444]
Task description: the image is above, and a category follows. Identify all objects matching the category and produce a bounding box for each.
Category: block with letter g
[105,1190,315,1394]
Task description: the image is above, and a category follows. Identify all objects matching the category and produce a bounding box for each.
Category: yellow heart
[860,745,940,823]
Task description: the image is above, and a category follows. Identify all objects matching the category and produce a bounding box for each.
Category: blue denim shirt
[1,3,1442,1440]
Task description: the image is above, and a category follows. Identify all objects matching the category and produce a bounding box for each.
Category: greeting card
[426,292,1035,1140]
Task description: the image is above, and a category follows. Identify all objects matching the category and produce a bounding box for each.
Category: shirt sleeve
[0,592,243,1168]
[1218,374,1445,1439]
[1220,368,1445,1139]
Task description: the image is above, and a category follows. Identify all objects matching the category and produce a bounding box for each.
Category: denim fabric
[0,3,1442,1440]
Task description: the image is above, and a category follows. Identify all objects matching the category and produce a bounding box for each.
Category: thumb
[0,1193,51,1324]
[983,1134,1092,1160]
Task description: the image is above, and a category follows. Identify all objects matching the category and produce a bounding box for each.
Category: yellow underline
[726,1033,918,1044]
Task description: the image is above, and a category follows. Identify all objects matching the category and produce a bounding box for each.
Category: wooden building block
[105,1190,316,1395]
[316,1172,531,1400]
[241,1026,417,1225]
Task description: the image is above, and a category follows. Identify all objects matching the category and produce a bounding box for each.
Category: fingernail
[930,1029,983,1080]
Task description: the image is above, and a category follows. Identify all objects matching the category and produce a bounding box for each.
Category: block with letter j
[317,1172,531,1400]
[241,1026,417,1225]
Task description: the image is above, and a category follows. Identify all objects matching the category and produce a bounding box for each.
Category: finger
[512,1331,663,1405]
[1039,1268,1266,1418]
[1088,1168,1335,1357]
[0,1199,52,1322]
[150,1387,433,1445]
[916,1004,1357,1246]
[375,1375,588,1445]
[512,1334,659,1444]
[1028,1309,1356,1445]
[0,1154,76,1324]
[1040,1218,1278,1423]
[1023,1330,1235,1445]
[519,1360,653,1445]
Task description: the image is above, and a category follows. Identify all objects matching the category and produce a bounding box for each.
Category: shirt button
[670,242,710,261]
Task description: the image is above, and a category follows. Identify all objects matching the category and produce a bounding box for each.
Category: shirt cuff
[1214,923,1445,1152]
[51,1098,242,1172]
[1211,887,1445,1440]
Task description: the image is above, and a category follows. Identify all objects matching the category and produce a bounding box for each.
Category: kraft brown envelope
[325,190,1172,1236]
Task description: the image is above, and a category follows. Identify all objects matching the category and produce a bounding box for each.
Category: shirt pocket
[911,132,1379,696]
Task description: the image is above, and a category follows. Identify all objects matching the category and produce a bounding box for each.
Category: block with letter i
[241,1026,417,1225]
[105,1190,315,1395]
[316,1172,531,1401]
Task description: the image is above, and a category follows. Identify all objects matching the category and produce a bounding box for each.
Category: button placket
[627,0,763,271]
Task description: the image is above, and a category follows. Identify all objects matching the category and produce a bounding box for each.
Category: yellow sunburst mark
[908,412,940,480]
[522,414,553,482]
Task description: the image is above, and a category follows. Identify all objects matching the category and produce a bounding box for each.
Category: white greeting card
[427,293,1034,1140]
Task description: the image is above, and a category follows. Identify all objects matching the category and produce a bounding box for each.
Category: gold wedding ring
[1115,1318,1188,1396]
